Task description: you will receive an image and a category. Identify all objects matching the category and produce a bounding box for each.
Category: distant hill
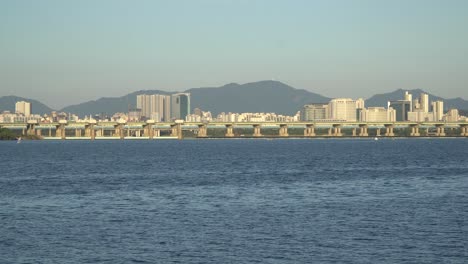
[366,89,468,110]
[2,82,466,117]
[60,90,171,117]
[188,80,330,115]
[59,81,330,116]
[0,96,54,115]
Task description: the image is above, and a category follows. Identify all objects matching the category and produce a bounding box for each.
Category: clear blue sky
[1,0,467,109]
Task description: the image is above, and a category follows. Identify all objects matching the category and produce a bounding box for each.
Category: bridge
[1,120,467,139]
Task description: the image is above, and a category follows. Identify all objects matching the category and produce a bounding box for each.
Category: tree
[0,128,17,140]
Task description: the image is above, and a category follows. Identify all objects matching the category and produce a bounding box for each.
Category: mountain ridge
[1,81,467,116]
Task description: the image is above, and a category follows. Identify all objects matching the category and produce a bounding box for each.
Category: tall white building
[328,98,357,121]
[420,93,429,113]
[404,91,413,110]
[15,101,31,116]
[431,100,444,121]
[136,94,171,121]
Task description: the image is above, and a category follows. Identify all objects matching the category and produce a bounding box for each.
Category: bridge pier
[359,125,368,137]
[460,125,468,136]
[352,128,357,136]
[410,124,420,136]
[328,128,332,136]
[304,124,315,137]
[253,124,262,137]
[384,124,395,137]
[279,124,289,137]
[333,124,342,136]
[85,121,96,140]
[144,120,155,139]
[171,120,183,139]
[26,120,38,136]
[55,120,67,139]
[376,128,381,137]
[435,124,446,137]
[197,124,208,138]
[114,121,126,139]
[225,124,234,137]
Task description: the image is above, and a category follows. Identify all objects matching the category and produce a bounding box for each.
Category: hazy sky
[1,0,467,109]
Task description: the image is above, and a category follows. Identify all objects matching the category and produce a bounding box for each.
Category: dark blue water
[1,139,467,263]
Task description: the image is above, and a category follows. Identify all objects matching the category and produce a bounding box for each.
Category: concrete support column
[114,122,126,139]
[171,121,183,139]
[154,129,160,137]
[328,128,332,136]
[197,124,208,138]
[144,120,155,139]
[384,125,394,137]
[253,124,262,137]
[410,125,420,136]
[279,124,289,137]
[359,125,368,137]
[333,125,342,136]
[56,120,67,139]
[352,128,357,136]
[170,124,178,137]
[225,124,234,137]
[75,129,81,137]
[26,124,36,136]
[460,125,467,136]
[436,125,445,137]
[36,129,41,136]
[376,128,381,136]
[85,122,96,140]
[26,120,38,136]
[304,124,315,137]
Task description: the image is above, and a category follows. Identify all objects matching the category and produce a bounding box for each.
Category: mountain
[60,90,171,117]
[366,89,468,110]
[60,80,330,116]
[0,96,54,115]
[188,80,330,115]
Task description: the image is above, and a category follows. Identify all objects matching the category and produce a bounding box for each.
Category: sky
[1,0,467,109]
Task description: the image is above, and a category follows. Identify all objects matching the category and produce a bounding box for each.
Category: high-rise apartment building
[15,101,31,116]
[420,93,429,113]
[388,100,411,121]
[301,103,329,121]
[171,93,190,120]
[431,100,444,121]
[328,98,357,121]
[404,91,413,110]
[136,94,171,121]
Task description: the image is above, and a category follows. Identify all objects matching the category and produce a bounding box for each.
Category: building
[171,93,190,120]
[388,100,411,121]
[404,91,413,110]
[301,103,329,121]
[15,101,31,116]
[444,109,459,122]
[136,94,171,121]
[420,93,429,112]
[328,98,357,121]
[431,100,444,121]
[359,107,396,122]
[408,110,434,122]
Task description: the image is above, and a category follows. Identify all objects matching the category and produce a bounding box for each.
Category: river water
[1,138,467,263]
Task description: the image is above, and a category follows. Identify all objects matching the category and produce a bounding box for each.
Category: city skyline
[1,0,468,109]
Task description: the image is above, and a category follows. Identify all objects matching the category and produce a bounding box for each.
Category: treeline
[0,128,17,140]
